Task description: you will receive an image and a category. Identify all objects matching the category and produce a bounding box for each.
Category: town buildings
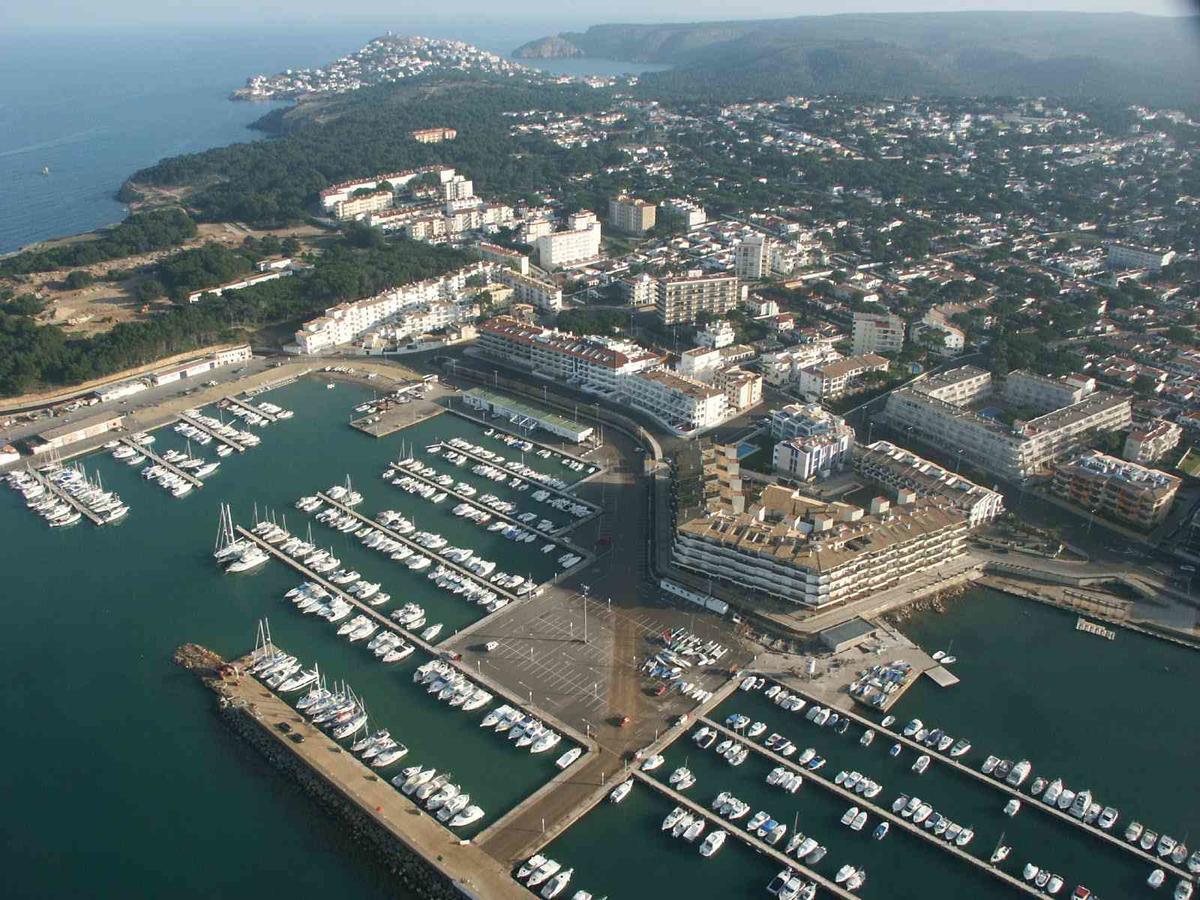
[884,366,1132,480]
[535,211,603,269]
[797,354,890,400]
[734,234,771,280]
[768,404,855,480]
[855,440,1004,527]
[625,369,728,432]
[660,198,707,229]
[1124,419,1182,465]
[292,264,490,354]
[656,272,743,326]
[1051,451,1180,529]
[1105,243,1176,271]
[411,127,457,143]
[671,446,971,609]
[759,345,844,388]
[608,196,657,235]
[851,310,906,356]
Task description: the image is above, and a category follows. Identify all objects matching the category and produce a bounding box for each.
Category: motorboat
[912,754,930,774]
[1149,869,1166,889]
[1004,799,1021,817]
[608,779,632,803]
[699,829,726,857]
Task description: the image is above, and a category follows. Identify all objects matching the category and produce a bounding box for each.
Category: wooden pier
[387,463,589,558]
[631,770,857,899]
[26,467,105,525]
[765,683,1193,880]
[226,395,276,423]
[315,492,523,603]
[179,413,245,453]
[699,717,1043,897]
[118,437,203,488]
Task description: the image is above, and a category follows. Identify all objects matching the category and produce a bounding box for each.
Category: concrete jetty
[178,413,245,453]
[26,467,104,525]
[700,717,1043,897]
[118,436,202,488]
[315,491,523,603]
[187,648,529,900]
[226,395,276,423]
[631,770,857,899]
[763,684,1193,880]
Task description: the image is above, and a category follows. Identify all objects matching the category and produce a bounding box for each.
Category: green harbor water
[542,589,1200,899]
[0,377,587,898]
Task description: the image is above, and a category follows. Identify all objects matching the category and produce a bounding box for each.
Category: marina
[178,412,246,453]
[225,394,278,423]
[17,465,107,525]
[4,374,1198,900]
[118,436,203,489]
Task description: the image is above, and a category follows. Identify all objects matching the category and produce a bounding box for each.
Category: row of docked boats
[474,699,568,755]
[714,789,831,867]
[180,407,264,451]
[901,718,973,759]
[766,868,818,899]
[8,464,127,526]
[514,854,591,899]
[442,436,574,491]
[661,805,731,859]
[393,766,485,830]
[833,769,883,799]
[892,794,975,846]
[848,659,914,709]
[412,660,494,714]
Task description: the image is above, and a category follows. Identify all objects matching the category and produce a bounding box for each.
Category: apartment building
[1052,451,1180,529]
[909,318,965,356]
[695,318,736,349]
[673,477,970,609]
[716,367,763,412]
[318,166,453,212]
[677,347,723,380]
[769,405,855,480]
[855,440,1004,527]
[735,234,772,280]
[1105,243,1176,271]
[476,242,530,276]
[1004,369,1094,412]
[1124,419,1182,466]
[625,369,727,432]
[917,366,994,406]
[759,345,843,388]
[494,268,563,313]
[535,211,602,269]
[334,189,393,221]
[441,174,475,201]
[660,198,706,229]
[293,264,489,354]
[475,315,661,397]
[656,272,742,326]
[621,273,656,307]
[884,381,1132,481]
[797,354,889,400]
[608,196,657,235]
[411,127,457,143]
[851,310,906,356]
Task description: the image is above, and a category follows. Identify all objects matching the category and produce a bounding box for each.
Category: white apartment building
[442,175,474,201]
[855,440,1004,528]
[677,347,723,380]
[1124,419,1182,465]
[660,199,706,229]
[769,404,855,480]
[494,268,563,313]
[1106,243,1176,271]
[915,365,994,405]
[735,234,771,280]
[318,166,454,212]
[625,369,727,433]
[909,318,965,356]
[759,345,843,387]
[535,211,602,269]
[884,381,1133,481]
[621,273,656,307]
[851,310,906,356]
[335,190,393,221]
[656,272,743,326]
[293,263,491,354]
[476,242,530,276]
[797,354,890,400]
[1004,369,1094,412]
[695,319,736,349]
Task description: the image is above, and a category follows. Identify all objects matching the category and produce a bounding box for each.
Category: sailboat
[990,832,1011,864]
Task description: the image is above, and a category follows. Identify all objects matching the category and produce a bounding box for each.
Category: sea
[0,24,668,254]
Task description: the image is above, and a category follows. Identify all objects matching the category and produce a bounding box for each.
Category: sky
[6,0,1196,29]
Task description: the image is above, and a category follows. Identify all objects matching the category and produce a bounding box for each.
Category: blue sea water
[0,25,667,254]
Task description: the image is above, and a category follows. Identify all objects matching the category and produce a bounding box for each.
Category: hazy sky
[7,0,1196,29]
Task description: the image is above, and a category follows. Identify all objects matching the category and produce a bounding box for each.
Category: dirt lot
[3,221,326,337]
